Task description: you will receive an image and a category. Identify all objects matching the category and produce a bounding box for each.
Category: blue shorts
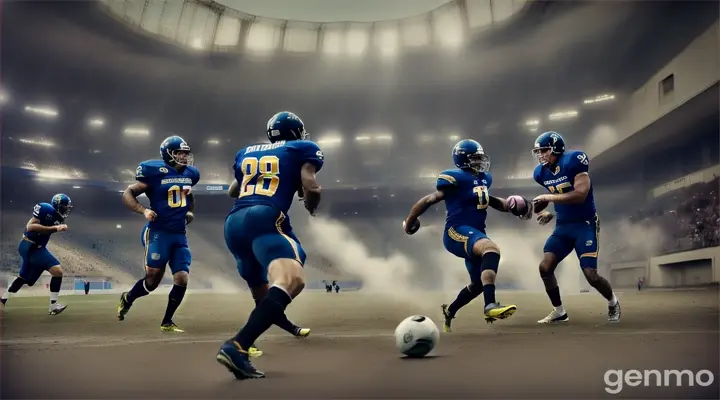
[443,225,489,282]
[543,215,600,268]
[140,226,191,274]
[224,205,306,288]
[18,239,60,286]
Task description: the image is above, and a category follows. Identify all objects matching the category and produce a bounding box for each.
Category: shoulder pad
[137,160,170,180]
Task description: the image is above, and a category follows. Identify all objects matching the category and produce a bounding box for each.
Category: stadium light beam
[548,110,578,121]
[19,138,55,147]
[124,127,151,137]
[24,105,59,119]
[583,94,616,104]
[317,136,343,146]
[206,139,221,145]
[525,119,540,126]
[88,118,105,128]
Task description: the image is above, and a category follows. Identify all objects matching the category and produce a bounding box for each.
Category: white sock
[608,293,618,306]
[554,305,566,315]
[1,290,9,301]
[50,292,59,303]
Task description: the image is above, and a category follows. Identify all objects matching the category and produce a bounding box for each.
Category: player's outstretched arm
[488,196,509,212]
[228,180,240,198]
[404,190,444,231]
[301,163,322,215]
[26,218,64,234]
[123,182,150,215]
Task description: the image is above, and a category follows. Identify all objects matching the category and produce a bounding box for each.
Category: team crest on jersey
[552,166,561,175]
[159,167,169,173]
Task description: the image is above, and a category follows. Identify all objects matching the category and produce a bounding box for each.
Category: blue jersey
[437,169,493,232]
[533,150,596,223]
[230,140,324,216]
[135,160,200,233]
[24,203,64,247]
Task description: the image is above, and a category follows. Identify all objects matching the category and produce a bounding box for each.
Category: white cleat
[537,309,569,324]
[49,303,68,315]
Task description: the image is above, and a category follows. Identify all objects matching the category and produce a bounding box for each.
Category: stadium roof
[215,0,453,23]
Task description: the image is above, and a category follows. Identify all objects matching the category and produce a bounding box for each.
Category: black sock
[162,284,187,325]
[448,283,482,316]
[9,277,26,293]
[49,277,62,304]
[482,284,496,306]
[234,286,292,350]
[546,286,563,307]
[253,297,299,336]
[126,278,151,304]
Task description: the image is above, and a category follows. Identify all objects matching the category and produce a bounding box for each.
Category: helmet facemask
[533,147,552,166]
[468,152,491,173]
[168,149,193,166]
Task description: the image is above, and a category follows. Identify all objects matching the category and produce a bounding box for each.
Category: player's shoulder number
[238,155,281,198]
[576,152,589,166]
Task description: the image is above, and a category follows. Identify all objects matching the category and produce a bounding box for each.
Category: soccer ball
[394,315,440,358]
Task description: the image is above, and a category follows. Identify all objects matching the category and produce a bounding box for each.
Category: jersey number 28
[239,156,280,198]
[473,186,490,210]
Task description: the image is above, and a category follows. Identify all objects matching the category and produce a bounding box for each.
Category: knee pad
[480,251,500,273]
[9,277,26,292]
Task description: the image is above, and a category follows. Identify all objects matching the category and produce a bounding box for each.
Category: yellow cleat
[484,303,517,323]
[160,322,185,333]
[441,304,453,332]
[248,345,264,358]
[295,328,311,338]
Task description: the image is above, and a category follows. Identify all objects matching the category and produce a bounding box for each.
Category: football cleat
[49,303,68,315]
[294,327,311,338]
[608,301,621,323]
[117,292,132,321]
[216,340,265,380]
[441,304,454,332]
[160,322,185,333]
[484,303,516,323]
[537,309,569,324]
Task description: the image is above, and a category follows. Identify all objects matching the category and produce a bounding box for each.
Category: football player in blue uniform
[531,131,620,323]
[117,136,200,332]
[404,139,530,331]
[216,111,323,380]
[1,194,72,315]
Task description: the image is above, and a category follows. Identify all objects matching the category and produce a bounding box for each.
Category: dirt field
[1,288,718,399]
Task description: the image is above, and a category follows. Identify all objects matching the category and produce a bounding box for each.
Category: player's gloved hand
[517,198,533,220]
[532,195,551,214]
[185,211,194,225]
[403,218,420,235]
[537,211,554,226]
[304,186,322,216]
[143,208,157,222]
[55,224,68,232]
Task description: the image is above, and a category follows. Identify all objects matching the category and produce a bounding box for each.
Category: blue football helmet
[452,139,490,174]
[533,131,565,166]
[160,136,193,166]
[266,111,308,143]
[51,193,73,218]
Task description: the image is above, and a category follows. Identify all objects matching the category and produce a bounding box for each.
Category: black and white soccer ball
[394,315,440,358]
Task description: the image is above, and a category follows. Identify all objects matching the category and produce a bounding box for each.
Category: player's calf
[118,270,160,321]
[1,277,27,306]
[442,282,483,332]
[582,267,620,322]
[47,266,67,315]
[161,271,188,331]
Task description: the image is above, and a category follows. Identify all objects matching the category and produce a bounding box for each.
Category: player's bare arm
[26,217,66,233]
[488,196,509,212]
[301,162,322,214]
[228,180,240,198]
[404,190,445,231]
[186,193,195,224]
[536,173,591,205]
[123,181,156,221]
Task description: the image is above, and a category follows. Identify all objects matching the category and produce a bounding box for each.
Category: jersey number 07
[239,156,281,198]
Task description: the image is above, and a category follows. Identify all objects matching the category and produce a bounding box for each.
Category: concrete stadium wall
[610,247,720,288]
[591,21,719,159]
